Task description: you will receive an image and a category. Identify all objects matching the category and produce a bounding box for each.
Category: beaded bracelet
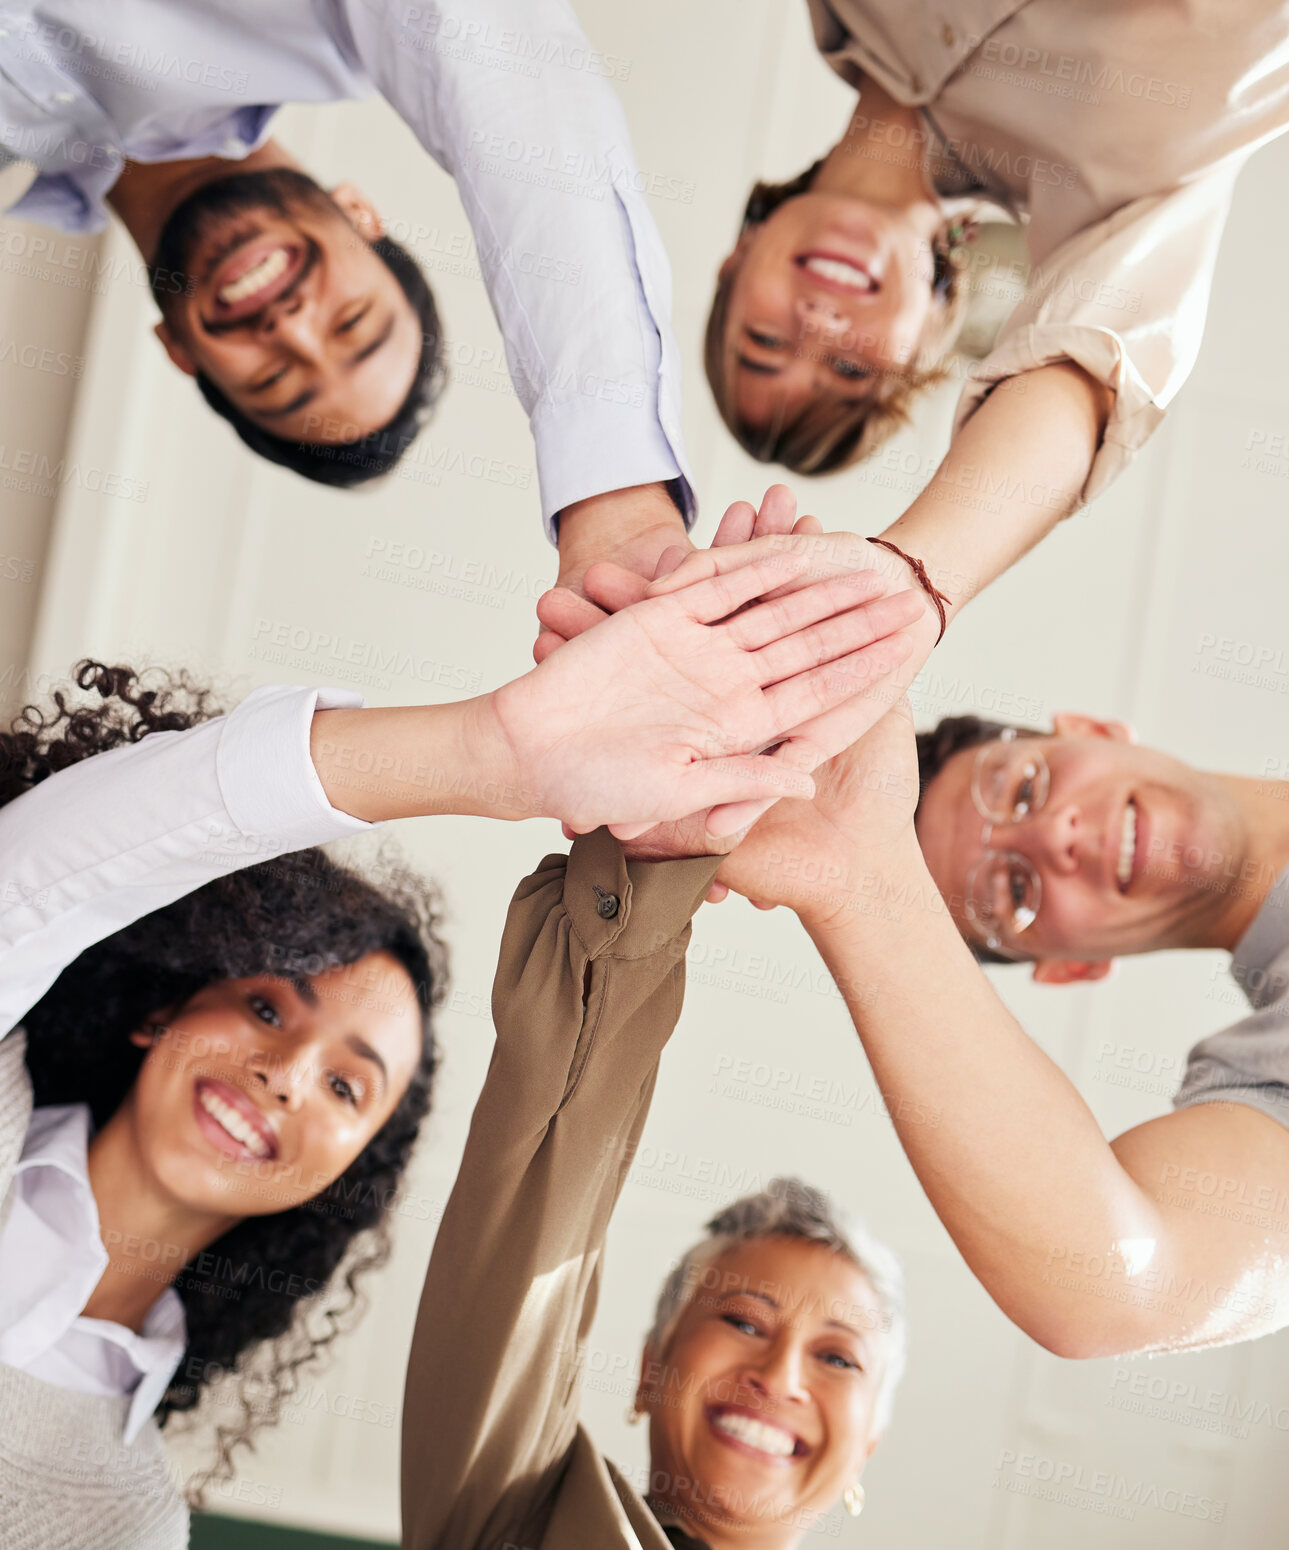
[866,536,952,646]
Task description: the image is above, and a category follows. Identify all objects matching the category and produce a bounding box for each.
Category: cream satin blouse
[808,0,1289,501]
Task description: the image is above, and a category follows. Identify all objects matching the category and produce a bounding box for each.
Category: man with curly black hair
[1,1,696,590]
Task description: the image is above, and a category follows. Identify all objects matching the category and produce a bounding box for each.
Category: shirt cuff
[954,322,1166,510]
[562,828,721,960]
[532,395,696,545]
[215,686,373,851]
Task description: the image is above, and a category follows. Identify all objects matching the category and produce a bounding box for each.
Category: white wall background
[4,3,1289,1543]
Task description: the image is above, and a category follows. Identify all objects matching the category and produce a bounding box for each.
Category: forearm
[308,697,536,824]
[344,0,693,530]
[880,362,1113,617]
[801,839,1163,1354]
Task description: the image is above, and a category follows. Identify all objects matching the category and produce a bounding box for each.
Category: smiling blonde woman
[709,0,1289,486]
[699,1,1289,757]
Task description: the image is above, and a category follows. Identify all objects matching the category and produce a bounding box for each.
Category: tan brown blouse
[807,0,1289,502]
[401,831,721,1549]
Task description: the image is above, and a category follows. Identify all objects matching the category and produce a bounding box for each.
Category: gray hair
[645,1177,907,1433]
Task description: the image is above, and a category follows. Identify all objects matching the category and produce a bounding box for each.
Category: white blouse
[0,683,372,1433]
[0,1105,186,1444]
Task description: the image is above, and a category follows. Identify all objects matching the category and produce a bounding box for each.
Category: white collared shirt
[0,0,693,530]
[0,1104,187,1444]
[0,683,373,1432]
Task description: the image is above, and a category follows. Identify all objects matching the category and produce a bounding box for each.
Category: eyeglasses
[964,731,1051,957]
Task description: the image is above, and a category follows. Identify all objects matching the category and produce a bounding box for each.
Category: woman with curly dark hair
[0,555,921,1549]
[0,664,444,1550]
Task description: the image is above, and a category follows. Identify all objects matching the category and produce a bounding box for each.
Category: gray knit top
[0,1031,189,1549]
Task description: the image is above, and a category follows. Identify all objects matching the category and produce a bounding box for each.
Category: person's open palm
[493,549,921,836]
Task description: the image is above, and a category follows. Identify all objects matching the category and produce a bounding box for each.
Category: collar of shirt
[1231,864,1289,1010]
[0,1103,187,1443]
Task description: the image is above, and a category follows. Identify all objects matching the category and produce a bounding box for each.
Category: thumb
[704,794,780,836]
[532,629,568,664]
[607,818,656,841]
[653,544,692,581]
[582,561,652,614]
[536,585,609,640]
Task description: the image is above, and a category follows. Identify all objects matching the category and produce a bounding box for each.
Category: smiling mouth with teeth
[797,254,875,293]
[1116,799,1137,890]
[196,1083,274,1158]
[218,246,291,306]
[708,1407,802,1459]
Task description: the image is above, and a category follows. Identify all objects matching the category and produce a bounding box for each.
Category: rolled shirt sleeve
[401,829,719,1550]
[954,163,1241,507]
[338,0,695,537]
[0,685,370,1038]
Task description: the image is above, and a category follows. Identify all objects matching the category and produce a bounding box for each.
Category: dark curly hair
[3,663,447,1496]
[915,713,1043,966]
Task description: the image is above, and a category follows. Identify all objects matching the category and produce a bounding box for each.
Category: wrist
[458,690,544,821]
[796,829,930,940]
[556,481,690,582]
[865,536,954,648]
[309,701,538,823]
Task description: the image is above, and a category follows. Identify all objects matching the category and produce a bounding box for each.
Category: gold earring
[625,1405,644,1426]
[843,1482,865,1517]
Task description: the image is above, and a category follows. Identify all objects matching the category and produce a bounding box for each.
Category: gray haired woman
[634,1178,906,1540]
[400,833,906,1548]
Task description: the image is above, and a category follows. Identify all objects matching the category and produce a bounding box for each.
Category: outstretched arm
[0,551,914,1031]
[645,360,1109,641]
[894,165,1241,620]
[315,544,922,835]
[340,0,695,578]
[715,710,1289,1356]
[0,685,370,1039]
[401,833,719,1548]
